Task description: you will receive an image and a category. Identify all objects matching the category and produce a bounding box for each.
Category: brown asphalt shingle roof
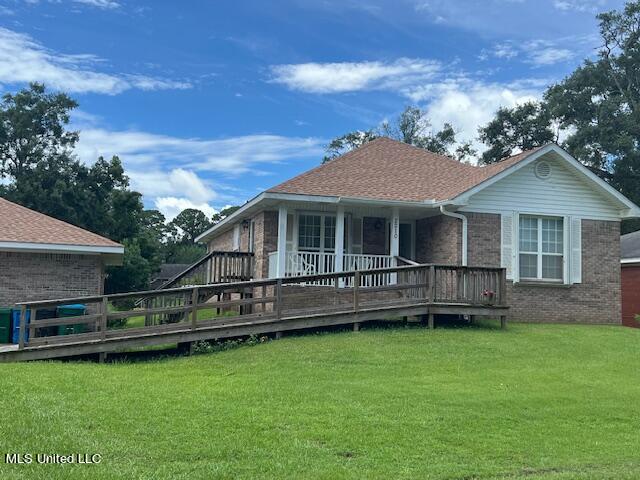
[0,197,123,248]
[268,137,546,202]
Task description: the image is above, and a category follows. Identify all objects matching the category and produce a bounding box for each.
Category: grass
[0,322,639,479]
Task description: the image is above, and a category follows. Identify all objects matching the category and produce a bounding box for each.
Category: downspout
[439,205,468,266]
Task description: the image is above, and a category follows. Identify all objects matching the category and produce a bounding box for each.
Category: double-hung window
[297,213,341,252]
[519,216,564,281]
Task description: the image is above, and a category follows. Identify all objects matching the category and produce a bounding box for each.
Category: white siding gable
[461,154,622,220]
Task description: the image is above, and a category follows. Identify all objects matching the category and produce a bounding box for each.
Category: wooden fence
[15,263,507,350]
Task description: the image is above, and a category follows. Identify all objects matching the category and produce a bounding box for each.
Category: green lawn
[0,322,639,479]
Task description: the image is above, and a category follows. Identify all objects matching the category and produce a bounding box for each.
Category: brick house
[620,231,640,327]
[196,138,639,323]
[0,198,124,306]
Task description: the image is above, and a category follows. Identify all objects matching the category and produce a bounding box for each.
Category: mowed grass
[0,323,639,479]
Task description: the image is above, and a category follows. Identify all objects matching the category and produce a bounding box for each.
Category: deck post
[353,322,360,332]
[428,265,436,303]
[191,287,199,331]
[428,313,434,329]
[18,305,27,350]
[100,297,108,342]
[276,205,288,278]
[353,271,360,312]
[276,278,283,320]
[500,315,507,329]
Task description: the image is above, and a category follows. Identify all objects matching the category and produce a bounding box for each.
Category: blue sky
[0,0,624,219]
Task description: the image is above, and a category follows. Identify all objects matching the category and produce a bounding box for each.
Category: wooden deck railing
[15,264,506,350]
[157,251,254,290]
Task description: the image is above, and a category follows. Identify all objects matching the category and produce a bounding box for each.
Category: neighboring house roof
[0,197,124,255]
[268,137,544,202]
[621,231,640,264]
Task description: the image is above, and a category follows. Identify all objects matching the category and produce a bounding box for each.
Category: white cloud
[411,78,542,155]
[73,0,120,8]
[75,127,325,174]
[553,0,605,13]
[493,43,518,59]
[73,122,326,216]
[0,27,191,94]
[270,58,441,94]
[128,168,216,205]
[154,197,218,221]
[526,47,574,66]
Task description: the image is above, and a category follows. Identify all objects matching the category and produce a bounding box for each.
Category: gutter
[439,205,468,266]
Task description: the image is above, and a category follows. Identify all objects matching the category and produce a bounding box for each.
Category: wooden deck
[0,264,508,363]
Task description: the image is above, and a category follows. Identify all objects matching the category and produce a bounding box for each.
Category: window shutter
[232,224,240,251]
[570,217,582,284]
[501,213,514,280]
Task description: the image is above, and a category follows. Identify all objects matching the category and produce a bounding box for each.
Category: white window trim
[518,214,565,282]
[297,211,337,253]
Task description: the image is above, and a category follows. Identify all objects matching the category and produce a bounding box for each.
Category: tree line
[0,83,238,293]
[325,1,640,231]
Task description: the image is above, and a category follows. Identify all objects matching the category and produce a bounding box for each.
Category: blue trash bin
[11,309,30,344]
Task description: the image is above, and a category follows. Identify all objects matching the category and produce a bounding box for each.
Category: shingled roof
[268,137,545,202]
[0,197,123,251]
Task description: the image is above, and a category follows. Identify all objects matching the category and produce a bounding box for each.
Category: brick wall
[621,265,640,327]
[362,217,387,255]
[254,211,278,279]
[0,252,104,306]
[415,215,462,264]
[464,213,621,324]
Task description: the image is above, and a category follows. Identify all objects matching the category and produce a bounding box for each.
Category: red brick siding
[464,213,621,324]
[621,265,640,327]
[0,252,104,306]
[415,215,462,264]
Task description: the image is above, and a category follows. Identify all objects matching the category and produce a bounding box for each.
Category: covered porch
[267,198,461,281]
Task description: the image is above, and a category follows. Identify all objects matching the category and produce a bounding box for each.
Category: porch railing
[268,251,395,285]
[14,263,507,350]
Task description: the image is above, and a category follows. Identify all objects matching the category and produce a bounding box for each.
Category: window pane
[519,253,537,278]
[298,214,320,250]
[542,218,563,254]
[542,255,563,280]
[324,216,336,250]
[519,216,538,252]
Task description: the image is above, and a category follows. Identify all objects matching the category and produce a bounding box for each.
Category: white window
[518,216,563,281]
[297,213,345,253]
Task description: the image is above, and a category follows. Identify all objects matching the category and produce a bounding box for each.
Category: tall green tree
[0,83,164,292]
[323,106,475,163]
[169,208,213,243]
[478,102,557,165]
[0,83,78,180]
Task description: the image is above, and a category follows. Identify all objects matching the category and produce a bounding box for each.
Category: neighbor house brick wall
[415,215,462,264]
[0,252,103,306]
[464,213,621,324]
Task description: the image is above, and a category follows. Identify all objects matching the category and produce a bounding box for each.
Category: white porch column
[276,205,288,278]
[390,207,400,260]
[334,206,345,273]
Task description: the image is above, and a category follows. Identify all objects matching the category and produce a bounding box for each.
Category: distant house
[0,198,124,306]
[196,138,640,324]
[621,231,640,327]
[150,264,191,290]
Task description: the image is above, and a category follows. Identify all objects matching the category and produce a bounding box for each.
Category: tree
[322,130,379,163]
[477,1,640,232]
[323,106,475,163]
[0,84,164,292]
[0,83,78,180]
[169,208,213,243]
[211,205,241,225]
[478,102,557,164]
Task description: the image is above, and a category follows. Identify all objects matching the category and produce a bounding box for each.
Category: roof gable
[268,137,541,203]
[0,198,123,251]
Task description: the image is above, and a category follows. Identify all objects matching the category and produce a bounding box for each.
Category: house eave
[0,241,124,265]
[195,191,438,243]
